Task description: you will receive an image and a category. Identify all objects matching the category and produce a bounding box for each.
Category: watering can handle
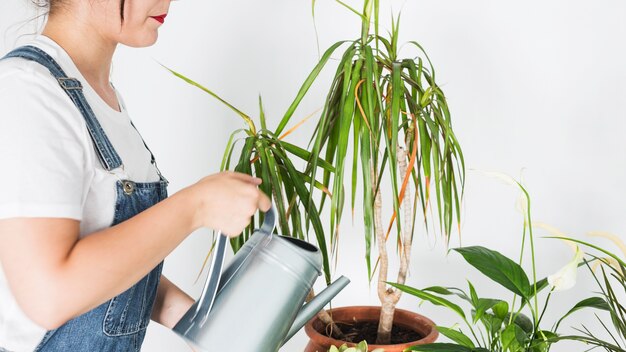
[192,206,277,323]
[192,231,227,323]
[260,205,276,235]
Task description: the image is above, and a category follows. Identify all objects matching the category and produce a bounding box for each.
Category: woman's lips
[150,14,167,24]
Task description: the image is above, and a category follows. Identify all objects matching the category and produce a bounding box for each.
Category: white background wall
[2,1,626,351]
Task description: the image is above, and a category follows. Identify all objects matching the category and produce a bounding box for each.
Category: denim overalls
[2,46,168,352]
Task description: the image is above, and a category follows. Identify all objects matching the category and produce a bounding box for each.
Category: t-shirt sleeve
[0,65,88,220]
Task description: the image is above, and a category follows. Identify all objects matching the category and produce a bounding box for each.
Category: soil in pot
[335,321,424,345]
[304,306,438,352]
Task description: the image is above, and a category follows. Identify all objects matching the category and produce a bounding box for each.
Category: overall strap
[2,45,123,171]
[129,120,169,184]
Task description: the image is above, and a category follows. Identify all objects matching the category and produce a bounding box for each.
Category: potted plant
[285,0,464,349]
[165,0,464,349]
[390,177,607,351]
[547,235,626,351]
[162,67,337,285]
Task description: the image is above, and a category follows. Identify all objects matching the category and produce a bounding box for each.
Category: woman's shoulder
[0,42,82,115]
[0,49,89,144]
[0,52,63,91]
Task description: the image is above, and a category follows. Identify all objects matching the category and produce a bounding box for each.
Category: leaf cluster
[162,67,335,283]
[391,246,563,352]
[286,5,465,278]
[550,239,626,352]
[328,340,385,352]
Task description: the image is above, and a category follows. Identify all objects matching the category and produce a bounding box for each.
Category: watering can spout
[282,276,350,345]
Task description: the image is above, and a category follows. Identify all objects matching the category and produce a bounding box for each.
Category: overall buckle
[57,77,83,90]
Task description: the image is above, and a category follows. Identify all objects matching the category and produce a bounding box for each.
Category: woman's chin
[122,33,159,48]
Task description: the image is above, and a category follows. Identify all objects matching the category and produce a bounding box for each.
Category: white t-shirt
[0,36,160,351]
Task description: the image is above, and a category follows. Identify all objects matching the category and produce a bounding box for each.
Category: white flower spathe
[547,245,584,291]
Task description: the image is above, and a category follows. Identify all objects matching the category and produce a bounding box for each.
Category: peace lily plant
[391,175,609,352]
[549,234,626,351]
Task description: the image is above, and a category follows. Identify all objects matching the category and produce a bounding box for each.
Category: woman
[0,0,271,351]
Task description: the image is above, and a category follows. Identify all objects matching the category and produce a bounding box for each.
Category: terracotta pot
[304,306,438,352]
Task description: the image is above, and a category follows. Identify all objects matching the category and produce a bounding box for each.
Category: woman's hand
[184,172,271,237]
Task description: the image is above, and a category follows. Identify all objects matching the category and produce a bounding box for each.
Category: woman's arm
[151,275,194,329]
[0,172,270,330]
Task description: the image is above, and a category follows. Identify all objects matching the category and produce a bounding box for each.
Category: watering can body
[173,208,349,352]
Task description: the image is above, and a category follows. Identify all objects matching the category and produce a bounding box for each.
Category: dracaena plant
[273,0,465,344]
[392,176,608,352]
[162,67,334,285]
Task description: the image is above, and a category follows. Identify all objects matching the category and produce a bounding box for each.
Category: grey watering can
[173,206,350,352]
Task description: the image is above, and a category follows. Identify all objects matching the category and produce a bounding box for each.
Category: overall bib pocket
[103,265,162,336]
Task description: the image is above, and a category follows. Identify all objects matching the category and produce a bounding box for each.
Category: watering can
[173,206,350,352]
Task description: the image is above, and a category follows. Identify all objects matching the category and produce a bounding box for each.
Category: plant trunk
[375,144,413,345]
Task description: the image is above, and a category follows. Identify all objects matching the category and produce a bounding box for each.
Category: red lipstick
[150,14,167,24]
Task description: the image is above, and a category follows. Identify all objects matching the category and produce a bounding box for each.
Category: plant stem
[376,144,412,344]
[520,186,539,320]
[361,0,373,45]
[373,161,393,344]
[535,290,553,334]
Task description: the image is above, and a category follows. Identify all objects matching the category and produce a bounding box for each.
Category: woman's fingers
[257,190,271,212]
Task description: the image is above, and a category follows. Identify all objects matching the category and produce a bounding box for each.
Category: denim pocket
[102,264,162,337]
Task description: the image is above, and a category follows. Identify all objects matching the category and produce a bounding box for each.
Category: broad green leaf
[454,246,532,299]
[479,312,504,336]
[491,301,509,320]
[473,298,502,325]
[406,343,490,352]
[506,312,533,334]
[437,326,475,348]
[501,323,527,351]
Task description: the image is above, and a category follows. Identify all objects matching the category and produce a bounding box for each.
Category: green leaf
[501,323,527,351]
[258,95,266,131]
[506,312,533,334]
[277,40,349,136]
[356,340,368,351]
[388,282,466,320]
[473,298,502,325]
[436,326,475,348]
[220,128,246,171]
[555,296,610,328]
[479,312,504,336]
[161,64,256,133]
[271,146,332,284]
[546,237,626,268]
[281,141,335,172]
[422,286,456,296]
[491,301,509,320]
[454,246,532,299]
[335,0,367,21]
[406,344,490,352]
